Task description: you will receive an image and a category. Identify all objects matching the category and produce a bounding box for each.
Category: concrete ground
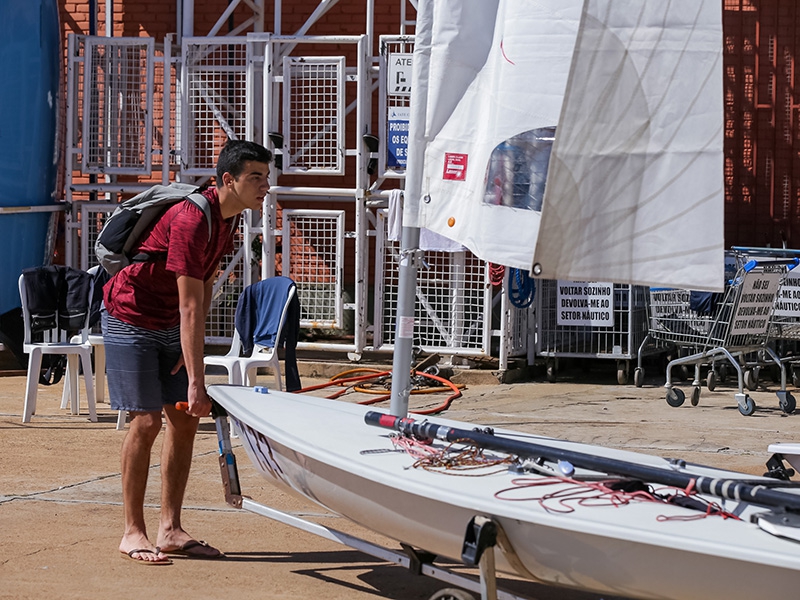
[1,355,798,600]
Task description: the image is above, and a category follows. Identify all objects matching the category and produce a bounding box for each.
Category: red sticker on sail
[443,153,468,180]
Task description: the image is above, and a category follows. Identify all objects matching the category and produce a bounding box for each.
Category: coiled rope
[488,263,535,308]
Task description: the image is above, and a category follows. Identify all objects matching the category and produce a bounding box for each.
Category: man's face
[228,160,270,211]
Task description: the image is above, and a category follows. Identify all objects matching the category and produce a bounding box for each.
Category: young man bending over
[103,140,272,564]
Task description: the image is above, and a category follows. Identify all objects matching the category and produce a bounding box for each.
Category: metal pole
[183,0,194,38]
[388,224,420,416]
[105,0,112,36]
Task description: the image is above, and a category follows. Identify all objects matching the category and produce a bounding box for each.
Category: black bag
[21,265,93,386]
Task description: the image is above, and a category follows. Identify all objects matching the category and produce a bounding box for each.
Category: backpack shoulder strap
[187,192,213,243]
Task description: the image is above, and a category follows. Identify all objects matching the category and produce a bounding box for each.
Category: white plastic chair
[62,333,114,424]
[19,270,96,423]
[61,267,109,408]
[204,280,296,390]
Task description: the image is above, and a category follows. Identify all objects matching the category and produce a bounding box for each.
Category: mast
[388,0,437,417]
[388,227,421,416]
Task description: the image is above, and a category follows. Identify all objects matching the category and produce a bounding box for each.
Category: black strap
[39,355,66,386]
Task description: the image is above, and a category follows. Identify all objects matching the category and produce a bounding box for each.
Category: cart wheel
[780,392,796,415]
[666,388,685,408]
[546,361,556,383]
[718,363,729,383]
[738,395,756,416]
[429,589,476,600]
[706,370,716,392]
[634,367,644,388]
[744,369,758,392]
[617,362,629,385]
[690,386,701,406]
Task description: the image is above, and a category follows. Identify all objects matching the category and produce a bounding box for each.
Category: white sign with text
[773,271,800,317]
[556,281,614,327]
[729,271,782,336]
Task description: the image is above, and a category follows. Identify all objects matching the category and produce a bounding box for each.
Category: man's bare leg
[119,410,169,563]
[156,404,220,557]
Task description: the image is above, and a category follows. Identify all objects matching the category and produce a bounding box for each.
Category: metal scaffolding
[63,1,530,369]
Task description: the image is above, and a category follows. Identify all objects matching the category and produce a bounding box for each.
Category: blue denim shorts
[101,311,188,412]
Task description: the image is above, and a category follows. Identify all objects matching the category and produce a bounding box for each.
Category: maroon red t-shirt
[103,187,237,330]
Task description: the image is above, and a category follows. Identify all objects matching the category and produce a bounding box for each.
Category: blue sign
[387,107,409,169]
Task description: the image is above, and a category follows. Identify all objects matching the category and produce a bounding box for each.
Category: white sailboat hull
[209,385,800,600]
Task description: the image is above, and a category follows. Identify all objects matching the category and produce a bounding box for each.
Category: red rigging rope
[383,436,742,521]
[391,435,513,475]
[493,475,742,520]
[488,263,505,286]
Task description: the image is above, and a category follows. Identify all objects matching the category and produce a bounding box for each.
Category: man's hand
[171,354,186,374]
[177,274,215,419]
[186,381,212,417]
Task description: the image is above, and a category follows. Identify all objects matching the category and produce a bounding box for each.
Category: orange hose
[294,366,464,415]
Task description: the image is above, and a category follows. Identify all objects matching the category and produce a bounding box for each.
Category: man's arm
[176,274,215,417]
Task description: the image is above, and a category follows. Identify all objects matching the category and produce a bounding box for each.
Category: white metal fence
[63,31,530,367]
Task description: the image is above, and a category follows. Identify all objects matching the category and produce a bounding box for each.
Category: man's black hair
[216,139,273,186]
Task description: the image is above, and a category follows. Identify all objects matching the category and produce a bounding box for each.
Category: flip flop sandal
[122,548,173,566]
[162,540,224,559]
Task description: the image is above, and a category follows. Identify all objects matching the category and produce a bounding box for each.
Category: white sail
[406,0,725,292]
[534,1,725,291]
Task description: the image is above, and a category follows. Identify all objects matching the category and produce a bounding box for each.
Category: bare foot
[120,535,171,564]
[157,529,223,559]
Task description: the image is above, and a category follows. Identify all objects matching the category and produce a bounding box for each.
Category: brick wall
[724,0,800,248]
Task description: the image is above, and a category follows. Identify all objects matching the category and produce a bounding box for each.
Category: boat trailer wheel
[429,589,476,600]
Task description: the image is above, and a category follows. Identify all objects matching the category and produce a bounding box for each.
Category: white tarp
[405,0,725,292]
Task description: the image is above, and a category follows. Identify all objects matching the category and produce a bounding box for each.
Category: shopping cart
[733,247,800,389]
[645,257,798,416]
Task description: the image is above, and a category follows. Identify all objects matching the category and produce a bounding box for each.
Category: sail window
[483,126,555,211]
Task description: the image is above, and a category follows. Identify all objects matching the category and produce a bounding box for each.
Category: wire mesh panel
[66,35,86,172]
[506,295,531,358]
[181,38,249,175]
[206,233,248,344]
[282,209,344,328]
[81,37,154,174]
[152,41,179,174]
[282,56,345,174]
[378,240,490,354]
[78,202,117,270]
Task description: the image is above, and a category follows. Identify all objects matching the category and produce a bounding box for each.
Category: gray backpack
[94,182,212,276]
